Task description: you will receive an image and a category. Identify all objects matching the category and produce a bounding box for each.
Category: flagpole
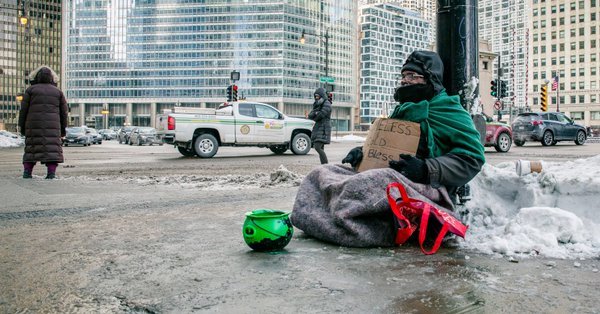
[556,77,560,112]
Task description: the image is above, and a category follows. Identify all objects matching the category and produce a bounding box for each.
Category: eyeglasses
[400,73,425,81]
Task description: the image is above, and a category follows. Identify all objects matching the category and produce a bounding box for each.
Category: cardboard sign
[357,118,421,172]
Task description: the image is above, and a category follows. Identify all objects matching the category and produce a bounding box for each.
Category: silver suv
[511,112,587,146]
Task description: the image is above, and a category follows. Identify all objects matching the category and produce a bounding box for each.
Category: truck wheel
[177,146,196,157]
[194,134,219,158]
[269,145,287,155]
[291,133,311,155]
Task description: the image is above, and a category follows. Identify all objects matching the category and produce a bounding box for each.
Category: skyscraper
[0,0,62,131]
[64,0,358,130]
[358,2,430,129]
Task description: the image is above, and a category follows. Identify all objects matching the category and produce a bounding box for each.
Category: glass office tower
[65,0,358,130]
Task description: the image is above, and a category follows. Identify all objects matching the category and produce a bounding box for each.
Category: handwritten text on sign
[357,118,420,172]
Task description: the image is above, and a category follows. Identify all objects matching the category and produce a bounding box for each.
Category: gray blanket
[291,164,455,247]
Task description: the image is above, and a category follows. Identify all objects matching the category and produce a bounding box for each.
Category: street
[1,140,599,313]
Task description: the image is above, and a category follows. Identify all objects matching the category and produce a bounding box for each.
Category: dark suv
[511,112,587,146]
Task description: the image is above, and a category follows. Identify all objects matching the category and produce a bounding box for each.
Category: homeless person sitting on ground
[291,50,485,248]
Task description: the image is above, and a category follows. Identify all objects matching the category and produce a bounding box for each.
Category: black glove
[389,154,429,184]
[341,146,363,168]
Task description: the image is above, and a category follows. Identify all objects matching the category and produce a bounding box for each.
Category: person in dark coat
[18,66,68,179]
[342,50,485,197]
[308,87,332,164]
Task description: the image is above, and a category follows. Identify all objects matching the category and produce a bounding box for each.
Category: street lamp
[299,29,330,78]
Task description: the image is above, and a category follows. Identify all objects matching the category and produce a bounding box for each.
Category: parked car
[99,129,117,140]
[87,128,103,144]
[117,126,135,144]
[483,115,512,152]
[63,127,92,146]
[511,112,587,146]
[129,127,162,146]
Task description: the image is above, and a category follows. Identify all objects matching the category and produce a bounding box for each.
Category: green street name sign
[319,76,335,83]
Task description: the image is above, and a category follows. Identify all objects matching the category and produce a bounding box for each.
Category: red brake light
[531,120,543,126]
[168,116,175,130]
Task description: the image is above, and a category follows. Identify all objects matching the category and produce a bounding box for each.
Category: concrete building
[479,0,529,118]
[64,0,358,131]
[0,0,63,132]
[479,39,499,118]
[358,2,430,130]
[528,0,600,132]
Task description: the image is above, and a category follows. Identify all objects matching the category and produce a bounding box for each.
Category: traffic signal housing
[490,80,498,98]
[226,85,233,101]
[327,92,333,103]
[540,85,548,112]
[499,80,508,98]
[232,84,238,101]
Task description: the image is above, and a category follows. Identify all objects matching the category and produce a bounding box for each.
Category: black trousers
[314,142,328,164]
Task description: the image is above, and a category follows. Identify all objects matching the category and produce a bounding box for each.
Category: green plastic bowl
[243,209,293,251]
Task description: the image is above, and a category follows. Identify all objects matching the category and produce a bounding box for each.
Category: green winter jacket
[389,89,485,188]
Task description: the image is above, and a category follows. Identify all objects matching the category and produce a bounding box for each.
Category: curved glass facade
[65,0,357,129]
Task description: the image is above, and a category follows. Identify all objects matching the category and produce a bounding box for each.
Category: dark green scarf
[389,90,485,163]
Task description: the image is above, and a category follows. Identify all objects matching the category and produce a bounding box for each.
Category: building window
[560,17,565,25]
[580,28,585,36]
[560,56,565,64]
[571,95,577,103]
[560,30,565,38]
[580,54,585,62]
[580,95,585,103]
[592,40,597,48]
[580,41,585,49]
[592,111,600,120]
[552,57,557,65]
[592,54,597,62]
[592,68,597,76]
[580,14,585,22]
[571,55,577,63]
[534,59,539,67]
[571,82,577,90]
[560,4,565,12]
[534,72,539,80]
[580,82,586,89]
[483,61,488,70]
[571,69,577,77]
[579,68,585,76]
[571,112,584,120]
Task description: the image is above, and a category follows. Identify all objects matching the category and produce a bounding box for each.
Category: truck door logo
[240,125,250,134]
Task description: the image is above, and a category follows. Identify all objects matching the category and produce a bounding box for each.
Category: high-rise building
[528,0,600,132]
[479,0,529,116]
[358,2,430,129]
[0,0,63,132]
[64,0,358,131]
[358,0,436,48]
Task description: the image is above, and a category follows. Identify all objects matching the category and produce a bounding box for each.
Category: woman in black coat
[18,66,68,179]
[308,87,332,164]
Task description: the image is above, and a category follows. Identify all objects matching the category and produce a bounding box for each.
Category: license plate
[519,126,524,130]
[68,139,74,142]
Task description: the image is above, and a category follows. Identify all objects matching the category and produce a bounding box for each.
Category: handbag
[386,182,468,255]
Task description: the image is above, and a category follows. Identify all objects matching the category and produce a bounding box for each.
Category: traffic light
[540,85,548,112]
[499,80,508,98]
[327,92,333,103]
[490,80,498,98]
[232,84,238,101]
[226,85,233,101]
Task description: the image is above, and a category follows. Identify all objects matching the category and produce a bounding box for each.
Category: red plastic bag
[386,182,468,255]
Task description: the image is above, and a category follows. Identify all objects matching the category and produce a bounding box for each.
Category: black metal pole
[325,29,329,78]
[497,55,502,121]
[437,0,479,111]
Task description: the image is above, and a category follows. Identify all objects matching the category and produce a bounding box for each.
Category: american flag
[551,76,559,91]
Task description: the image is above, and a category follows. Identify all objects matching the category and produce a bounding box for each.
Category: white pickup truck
[156,102,315,158]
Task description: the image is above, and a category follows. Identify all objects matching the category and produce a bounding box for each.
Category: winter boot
[45,173,56,179]
[23,171,32,179]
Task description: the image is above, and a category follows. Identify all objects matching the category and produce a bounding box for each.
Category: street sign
[319,76,335,83]
[494,101,501,110]
[101,110,109,114]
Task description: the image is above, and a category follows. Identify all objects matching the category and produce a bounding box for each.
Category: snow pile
[332,134,366,143]
[0,131,24,148]
[461,156,600,259]
[69,165,303,190]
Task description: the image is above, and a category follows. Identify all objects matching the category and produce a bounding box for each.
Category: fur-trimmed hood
[29,66,59,85]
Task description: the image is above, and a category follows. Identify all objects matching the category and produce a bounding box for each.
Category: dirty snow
[0,131,24,148]
[460,156,600,259]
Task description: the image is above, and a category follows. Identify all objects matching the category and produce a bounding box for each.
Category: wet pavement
[1,141,599,313]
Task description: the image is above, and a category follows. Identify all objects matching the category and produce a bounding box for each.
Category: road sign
[319,76,335,83]
[494,101,501,110]
[101,110,109,114]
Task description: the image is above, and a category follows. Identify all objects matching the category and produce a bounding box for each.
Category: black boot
[23,171,32,179]
[45,173,56,179]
